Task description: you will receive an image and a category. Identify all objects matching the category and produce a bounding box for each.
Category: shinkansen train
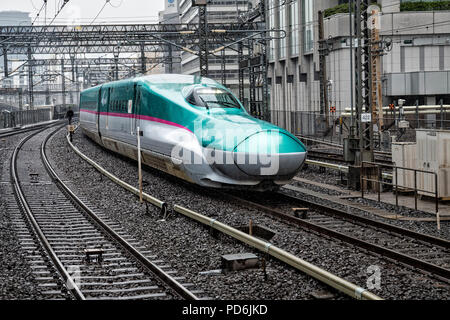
[79,74,306,190]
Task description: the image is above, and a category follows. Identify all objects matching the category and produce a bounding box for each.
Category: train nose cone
[233,130,306,176]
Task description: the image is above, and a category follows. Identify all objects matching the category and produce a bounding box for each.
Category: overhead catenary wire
[32,1,48,26]
[48,0,70,25]
[90,0,124,25]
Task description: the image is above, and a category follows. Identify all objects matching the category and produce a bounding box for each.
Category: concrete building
[266,0,450,132]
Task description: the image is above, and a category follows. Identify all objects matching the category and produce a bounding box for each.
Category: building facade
[267,0,450,127]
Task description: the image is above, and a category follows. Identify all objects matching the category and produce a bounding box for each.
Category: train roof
[137,74,220,86]
[81,74,224,94]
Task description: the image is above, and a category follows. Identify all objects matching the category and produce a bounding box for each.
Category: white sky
[0,0,166,24]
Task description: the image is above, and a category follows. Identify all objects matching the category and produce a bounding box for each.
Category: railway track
[222,190,450,281]
[10,126,201,300]
[65,127,385,299]
[0,121,61,139]
[307,149,392,165]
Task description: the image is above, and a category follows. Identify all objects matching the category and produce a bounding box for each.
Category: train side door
[133,85,142,136]
[98,86,110,137]
[96,87,103,137]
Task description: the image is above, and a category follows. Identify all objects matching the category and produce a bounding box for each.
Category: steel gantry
[0,10,273,116]
[344,0,375,166]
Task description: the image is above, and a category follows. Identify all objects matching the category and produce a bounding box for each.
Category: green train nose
[232,130,306,176]
[234,130,306,154]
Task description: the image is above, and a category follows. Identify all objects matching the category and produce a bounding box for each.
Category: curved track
[0,121,61,139]
[11,126,201,300]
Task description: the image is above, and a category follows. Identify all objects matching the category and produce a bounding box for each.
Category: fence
[361,161,438,215]
[270,109,450,151]
[271,110,352,146]
[0,109,51,129]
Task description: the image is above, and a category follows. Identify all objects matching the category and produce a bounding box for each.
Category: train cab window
[187,87,241,109]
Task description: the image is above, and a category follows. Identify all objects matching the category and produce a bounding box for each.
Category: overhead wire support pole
[194,1,209,77]
[369,6,383,131]
[61,58,66,110]
[168,45,173,74]
[3,46,8,77]
[70,55,75,103]
[27,45,33,110]
[238,42,244,103]
[349,0,355,134]
[261,0,270,122]
[221,48,226,85]
[140,43,146,75]
[114,53,119,81]
[354,0,374,165]
[318,10,329,129]
[199,6,208,77]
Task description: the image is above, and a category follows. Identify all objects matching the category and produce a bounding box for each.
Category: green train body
[80,74,306,190]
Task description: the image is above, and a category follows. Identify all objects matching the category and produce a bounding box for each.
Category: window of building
[268,0,276,61]
[302,0,314,53]
[290,0,299,56]
[279,3,287,59]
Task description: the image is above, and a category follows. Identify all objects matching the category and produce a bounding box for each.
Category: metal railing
[0,109,51,129]
[361,161,438,215]
[269,110,450,152]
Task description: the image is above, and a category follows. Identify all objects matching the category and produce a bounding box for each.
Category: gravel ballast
[44,128,450,300]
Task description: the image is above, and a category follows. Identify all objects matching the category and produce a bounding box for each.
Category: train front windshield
[190,88,241,109]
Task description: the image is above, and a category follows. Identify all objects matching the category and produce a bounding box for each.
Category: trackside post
[137,126,143,203]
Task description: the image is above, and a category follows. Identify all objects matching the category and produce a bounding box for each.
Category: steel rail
[223,191,450,280]
[279,188,450,249]
[304,158,393,180]
[0,120,61,139]
[11,125,85,300]
[307,150,392,165]
[47,130,196,299]
[296,135,392,157]
[173,205,382,300]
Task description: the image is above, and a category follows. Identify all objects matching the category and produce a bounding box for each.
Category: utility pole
[354,0,373,164]
[140,43,146,75]
[27,46,34,110]
[369,6,383,130]
[70,55,75,103]
[168,45,173,74]
[238,42,244,103]
[261,0,269,122]
[193,0,208,77]
[114,52,119,81]
[75,62,80,105]
[318,10,329,128]
[344,0,375,189]
[221,49,226,85]
[249,39,256,116]
[3,46,8,77]
[61,58,66,109]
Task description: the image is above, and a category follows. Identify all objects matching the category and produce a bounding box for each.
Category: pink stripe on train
[80,109,193,133]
